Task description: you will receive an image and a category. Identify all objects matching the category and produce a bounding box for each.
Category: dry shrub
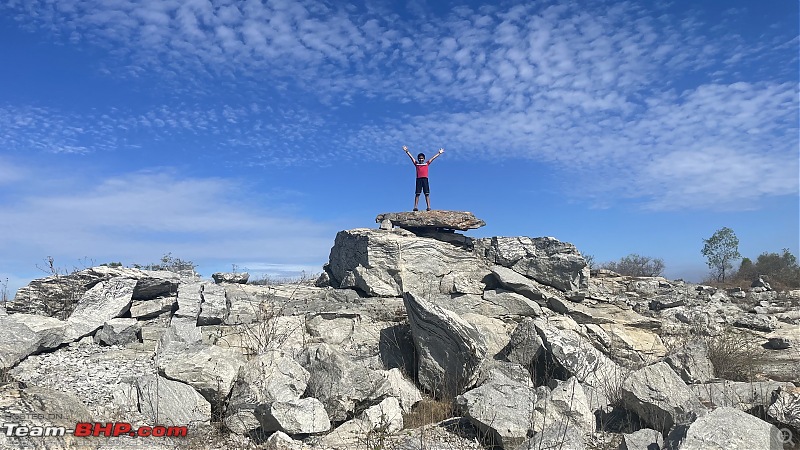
[402,398,454,429]
[704,328,762,381]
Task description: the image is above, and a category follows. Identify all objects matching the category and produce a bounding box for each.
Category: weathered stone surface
[620,428,663,450]
[765,336,791,349]
[298,343,392,422]
[136,375,211,426]
[159,345,245,405]
[532,377,594,436]
[503,317,544,372]
[0,384,97,450]
[490,265,549,303]
[174,281,203,320]
[476,236,589,292]
[534,317,622,388]
[359,396,404,433]
[456,363,536,448]
[258,397,331,434]
[404,291,488,397]
[0,313,66,369]
[380,368,423,413]
[689,380,793,411]
[732,313,777,332]
[482,289,544,317]
[621,362,706,432]
[94,318,141,346]
[65,277,138,341]
[679,407,783,450]
[665,340,715,383]
[375,210,486,231]
[325,228,489,297]
[212,272,250,284]
[767,386,800,428]
[197,282,229,325]
[129,296,176,319]
[224,350,310,434]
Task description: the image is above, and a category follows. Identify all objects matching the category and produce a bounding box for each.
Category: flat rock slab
[376,210,486,231]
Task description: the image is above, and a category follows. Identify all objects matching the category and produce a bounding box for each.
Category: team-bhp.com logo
[1,422,188,438]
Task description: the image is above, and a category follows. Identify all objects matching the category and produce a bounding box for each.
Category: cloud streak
[2,0,797,212]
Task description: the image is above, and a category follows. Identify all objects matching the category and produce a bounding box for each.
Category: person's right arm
[403,145,416,164]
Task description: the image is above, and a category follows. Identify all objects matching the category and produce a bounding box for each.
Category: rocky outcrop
[679,407,783,450]
[375,210,486,231]
[404,291,488,398]
[2,221,798,450]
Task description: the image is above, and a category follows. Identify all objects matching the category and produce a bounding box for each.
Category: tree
[735,249,800,289]
[600,254,665,277]
[702,227,740,282]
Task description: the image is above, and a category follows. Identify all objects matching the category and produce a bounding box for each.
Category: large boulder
[404,291,488,398]
[65,277,138,341]
[621,362,707,433]
[136,375,211,426]
[456,363,537,448]
[679,407,783,450]
[475,236,589,292]
[297,343,392,422]
[375,210,486,231]
[159,345,245,406]
[324,228,489,297]
[94,318,141,346]
[225,351,310,434]
[767,386,800,429]
[0,314,66,369]
[258,398,331,434]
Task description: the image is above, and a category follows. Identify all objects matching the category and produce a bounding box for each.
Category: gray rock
[476,236,589,292]
[515,423,586,450]
[132,273,181,300]
[65,277,138,341]
[197,283,229,325]
[212,272,250,284]
[0,313,66,369]
[767,386,800,429]
[174,281,203,320]
[359,396,404,433]
[534,317,622,388]
[375,210,486,231]
[664,340,714,384]
[620,428,663,450]
[482,289,544,317]
[532,377,594,436]
[732,313,777,332]
[621,362,706,433]
[380,368,423,413]
[325,228,489,297]
[0,384,97,450]
[689,380,793,411]
[94,318,141,346]
[224,350,310,434]
[403,291,487,397]
[503,317,544,372]
[159,345,245,405]
[765,336,791,349]
[679,406,783,450]
[258,397,331,434]
[456,364,537,448]
[489,265,549,303]
[298,343,392,422]
[136,375,211,426]
[129,296,176,319]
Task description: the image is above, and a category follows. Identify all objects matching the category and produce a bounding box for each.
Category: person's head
[417,153,425,162]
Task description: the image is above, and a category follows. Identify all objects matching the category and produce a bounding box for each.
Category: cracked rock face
[375,210,486,231]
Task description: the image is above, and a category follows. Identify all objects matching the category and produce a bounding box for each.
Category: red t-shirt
[415,162,429,178]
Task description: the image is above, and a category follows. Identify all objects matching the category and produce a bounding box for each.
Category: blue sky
[1,0,798,295]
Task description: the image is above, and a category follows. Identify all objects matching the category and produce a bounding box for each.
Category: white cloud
[0,165,335,281]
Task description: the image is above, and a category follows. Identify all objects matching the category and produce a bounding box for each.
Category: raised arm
[403,145,417,164]
[427,148,445,164]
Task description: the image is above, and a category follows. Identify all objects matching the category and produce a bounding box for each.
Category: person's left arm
[427,148,445,164]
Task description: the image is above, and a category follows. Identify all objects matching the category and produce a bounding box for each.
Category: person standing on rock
[403,145,444,211]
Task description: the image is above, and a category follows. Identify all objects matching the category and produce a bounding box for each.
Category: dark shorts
[415,177,430,195]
